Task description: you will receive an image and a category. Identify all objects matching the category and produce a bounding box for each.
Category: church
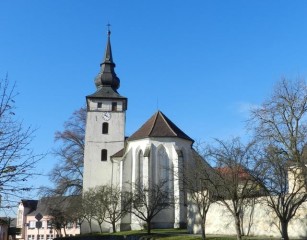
[78,30,307,239]
[82,30,195,232]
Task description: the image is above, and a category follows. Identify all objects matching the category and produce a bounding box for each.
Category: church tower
[83,30,127,191]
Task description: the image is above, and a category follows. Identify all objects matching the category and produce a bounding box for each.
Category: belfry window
[112,102,117,111]
[102,122,109,134]
[101,149,107,161]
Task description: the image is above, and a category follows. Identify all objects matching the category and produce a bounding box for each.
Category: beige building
[16,199,80,240]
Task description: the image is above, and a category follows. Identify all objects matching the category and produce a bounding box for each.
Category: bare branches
[249,78,307,163]
[126,180,173,235]
[0,76,42,208]
[204,138,261,240]
[82,185,127,233]
[42,107,85,197]
[249,78,307,240]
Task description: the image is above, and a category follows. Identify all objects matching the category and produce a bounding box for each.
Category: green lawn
[91,229,279,240]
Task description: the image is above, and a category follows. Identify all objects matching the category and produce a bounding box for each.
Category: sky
[1,0,307,214]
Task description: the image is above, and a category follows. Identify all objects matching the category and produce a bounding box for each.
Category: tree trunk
[281,220,289,240]
[89,221,92,233]
[200,224,206,240]
[147,221,151,235]
[112,221,117,233]
[98,223,103,233]
[234,215,242,240]
[200,215,206,240]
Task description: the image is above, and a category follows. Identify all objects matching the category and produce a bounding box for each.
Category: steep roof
[87,30,127,103]
[128,111,194,142]
[21,197,80,216]
[94,30,120,91]
[112,148,125,158]
[21,200,38,214]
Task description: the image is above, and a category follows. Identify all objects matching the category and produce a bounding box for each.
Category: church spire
[95,25,120,91]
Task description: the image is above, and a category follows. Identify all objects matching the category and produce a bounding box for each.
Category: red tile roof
[216,166,251,181]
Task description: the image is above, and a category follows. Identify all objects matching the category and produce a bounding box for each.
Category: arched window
[136,151,144,187]
[101,149,107,161]
[102,122,109,134]
[158,148,168,180]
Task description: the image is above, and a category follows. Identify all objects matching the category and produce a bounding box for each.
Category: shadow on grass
[54,229,285,240]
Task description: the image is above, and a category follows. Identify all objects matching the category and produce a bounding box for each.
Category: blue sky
[1,0,307,212]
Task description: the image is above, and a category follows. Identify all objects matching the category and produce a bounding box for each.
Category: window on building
[46,235,53,240]
[101,149,107,161]
[102,122,109,134]
[158,147,170,191]
[37,234,44,240]
[97,102,102,108]
[47,220,52,229]
[28,235,35,240]
[41,220,45,229]
[29,221,35,229]
[66,222,73,229]
[136,151,143,187]
[112,102,117,111]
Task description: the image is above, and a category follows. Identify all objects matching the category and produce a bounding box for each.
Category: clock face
[102,112,111,121]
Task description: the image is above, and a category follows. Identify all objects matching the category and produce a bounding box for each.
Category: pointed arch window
[101,149,107,161]
[158,147,170,191]
[136,151,144,187]
[102,122,109,134]
[158,147,168,180]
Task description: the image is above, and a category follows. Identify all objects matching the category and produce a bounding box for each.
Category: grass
[77,229,286,240]
[95,229,274,239]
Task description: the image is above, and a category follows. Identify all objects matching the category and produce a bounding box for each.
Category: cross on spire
[107,23,111,36]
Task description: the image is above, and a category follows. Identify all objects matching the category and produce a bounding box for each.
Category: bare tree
[102,185,128,233]
[0,76,42,208]
[82,188,97,233]
[249,79,307,240]
[207,138,262,240]
[41,107,85,196]
[82,185,128,233]
[46,196,81,237]
[127,180,173,235]
[257,146,307,240]
[180,149,215,240]
[92,186,107,233]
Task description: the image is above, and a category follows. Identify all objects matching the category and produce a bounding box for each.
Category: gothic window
[136,151,144,186]
[112,102,117,111]
[102,122,109,134]
[101,149,107,161]
[158,147,169,190]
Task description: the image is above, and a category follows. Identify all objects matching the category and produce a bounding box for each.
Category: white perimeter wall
[188,197,307,239]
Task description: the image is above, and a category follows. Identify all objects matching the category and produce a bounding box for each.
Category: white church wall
[188,196,307,238]
[122,138,193,230]
[173,146,188,228]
